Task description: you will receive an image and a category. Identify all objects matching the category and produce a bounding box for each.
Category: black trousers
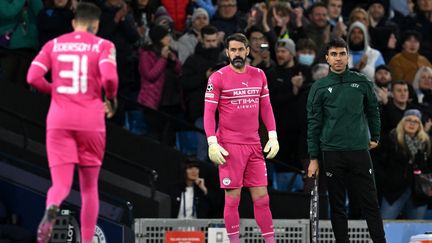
[322,150,386,243]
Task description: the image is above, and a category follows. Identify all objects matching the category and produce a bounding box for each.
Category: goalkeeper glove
[207,136,229,165]
[263,131,279,159]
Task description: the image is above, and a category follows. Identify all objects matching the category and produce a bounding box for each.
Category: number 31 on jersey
[57,54,88,94]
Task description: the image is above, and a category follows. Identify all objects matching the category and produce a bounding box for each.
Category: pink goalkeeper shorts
[46,129,105,168]
[218,143,268,189]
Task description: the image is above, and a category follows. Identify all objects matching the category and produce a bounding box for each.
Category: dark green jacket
[307,69,380,159]
[0,0,43,50]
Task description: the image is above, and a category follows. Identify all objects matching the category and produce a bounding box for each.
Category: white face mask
[298,53,315,66]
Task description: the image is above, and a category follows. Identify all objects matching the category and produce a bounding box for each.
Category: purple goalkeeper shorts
[47,129,105,168]
[218,142,268,188]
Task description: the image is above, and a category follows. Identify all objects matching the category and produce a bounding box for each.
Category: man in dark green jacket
[307,38,386,243]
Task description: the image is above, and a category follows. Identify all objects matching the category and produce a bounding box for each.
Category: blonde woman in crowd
[376,109,432,219]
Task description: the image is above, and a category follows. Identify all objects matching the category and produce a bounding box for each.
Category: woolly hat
[154,6,173,25]
[192,8,209,22]
[276,38,296,55]
[375,64,391,73]
[149,25,169,44]
[404,109,422,120]
[367,0,389,12]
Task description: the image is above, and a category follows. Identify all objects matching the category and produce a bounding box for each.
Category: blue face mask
[298,54,315,66]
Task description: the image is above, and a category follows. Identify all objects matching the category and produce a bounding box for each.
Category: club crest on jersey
[328,87,333,93]
[222,177,231,186]
[207,83,214,92]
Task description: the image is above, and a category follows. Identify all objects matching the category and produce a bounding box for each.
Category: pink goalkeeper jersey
[27,31,118,131]
[204,65,276,144]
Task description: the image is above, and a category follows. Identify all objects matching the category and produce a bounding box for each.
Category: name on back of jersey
[53,42,101,53]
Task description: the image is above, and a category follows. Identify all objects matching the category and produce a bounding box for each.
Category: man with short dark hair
[181,25,223,161]
[373,64,392,105]
[204,33,278,243]
[27,2,118,243]
[307,38,386,243]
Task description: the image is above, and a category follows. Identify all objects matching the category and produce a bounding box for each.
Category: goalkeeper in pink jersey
[26,2,118,243]
[203,33,279,243]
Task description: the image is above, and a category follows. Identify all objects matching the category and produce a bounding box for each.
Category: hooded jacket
[307,68,380,159]
[347,21,385,81]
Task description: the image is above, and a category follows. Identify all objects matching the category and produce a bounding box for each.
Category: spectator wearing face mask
[296,38,317,67]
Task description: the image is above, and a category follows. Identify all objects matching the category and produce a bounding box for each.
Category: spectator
[246,26,274,71]
[374,64,393,105]
[137,25,182,145]
[169,159,211,218]
[181,25,224,161]
[244,2,274,41]
[152,6,183,56]
[413,66,432,105]
[348,7,369,27]
[153,5,174,31]
[268,2,294,40]
[37,0,74,48]
[131,0,159,47]
[381,80,417,135]
[210,0,247,37]
[325,0,347,39]
[347,21,385,81]
[412,66,432,127]
[0,0,43,86]
[177,8,210,64]
[98,0,141,100]
[296,38,318,67]
[411,0,432,61]
[388,30,432,85]
[367,0,399,63]
[376,109,432,219]
[302,2,331,62]
[266,38,312,186]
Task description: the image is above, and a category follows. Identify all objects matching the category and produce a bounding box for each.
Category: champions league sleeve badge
[207,83,214,92]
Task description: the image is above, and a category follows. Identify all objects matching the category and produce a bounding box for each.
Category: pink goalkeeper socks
[79,166,101,241]
[227,233,240,243]
[253,195,274,241]
[224,195,240,236]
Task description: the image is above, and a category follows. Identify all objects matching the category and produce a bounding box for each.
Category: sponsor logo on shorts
[205,93,214,98]
[222,177,231,186]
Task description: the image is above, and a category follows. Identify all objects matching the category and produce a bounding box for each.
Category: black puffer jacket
[180,44,223,121]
